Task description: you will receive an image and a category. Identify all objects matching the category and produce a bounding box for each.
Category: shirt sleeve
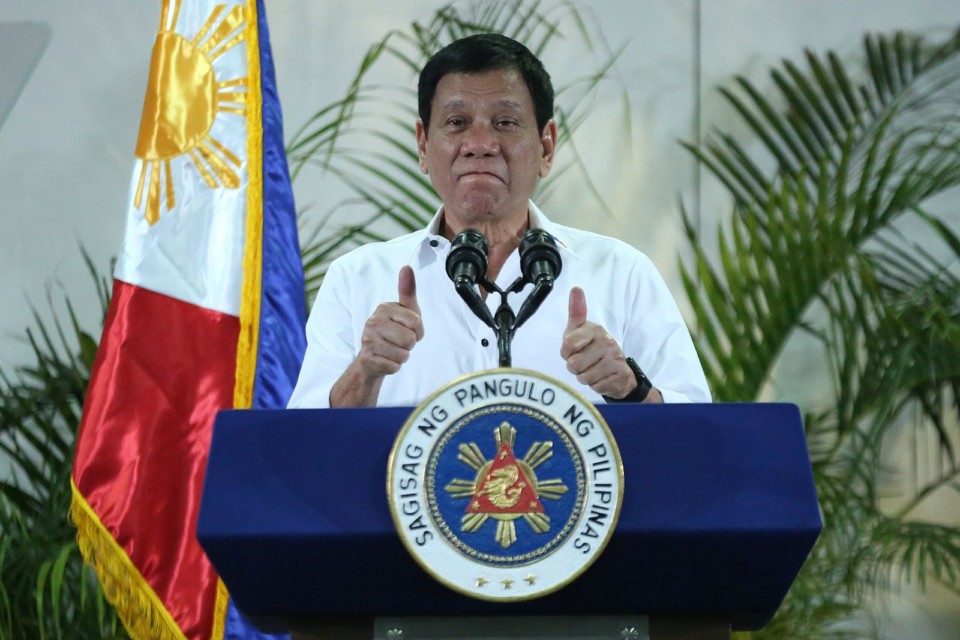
[286,259,359,408]
[621,252,712,403]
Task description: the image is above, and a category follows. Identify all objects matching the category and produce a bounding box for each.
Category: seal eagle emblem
[387,369,623,601]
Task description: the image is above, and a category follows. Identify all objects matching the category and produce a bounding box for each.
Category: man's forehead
[432,70,533,110]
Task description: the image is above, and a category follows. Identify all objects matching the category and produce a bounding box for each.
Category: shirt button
[429,239,439,247]
[481,338,490,347]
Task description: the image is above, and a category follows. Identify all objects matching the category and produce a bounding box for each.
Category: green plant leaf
[684,24,960,638]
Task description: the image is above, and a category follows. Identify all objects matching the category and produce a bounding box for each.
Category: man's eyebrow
[437,98,526,111]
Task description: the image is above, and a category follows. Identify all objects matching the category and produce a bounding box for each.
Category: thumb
[398,266,420,314]
[565,287,587,334]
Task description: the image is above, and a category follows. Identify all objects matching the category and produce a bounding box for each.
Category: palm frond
[684,25,960,639]
[0,260,125,638]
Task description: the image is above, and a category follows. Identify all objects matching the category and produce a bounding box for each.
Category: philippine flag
[70,1,305,638]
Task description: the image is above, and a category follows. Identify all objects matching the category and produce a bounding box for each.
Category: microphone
[446,229,496,329]
[519,229,562,285]
[445,229,488,287]
[514,229,562,329]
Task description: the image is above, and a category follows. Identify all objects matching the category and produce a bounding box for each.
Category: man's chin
[442,191,528,229]
[455,194,500,220]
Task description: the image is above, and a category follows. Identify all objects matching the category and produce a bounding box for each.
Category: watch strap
[602,357,652,403]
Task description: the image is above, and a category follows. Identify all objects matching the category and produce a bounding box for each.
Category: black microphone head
[519,229,562,283]
[446,228,489,285]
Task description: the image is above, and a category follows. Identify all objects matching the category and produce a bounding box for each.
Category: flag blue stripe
[225,0,303,637]
[252,0,306,411]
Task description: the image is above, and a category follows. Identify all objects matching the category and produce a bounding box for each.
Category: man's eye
[447,118,465,127]
[497,120,518,128]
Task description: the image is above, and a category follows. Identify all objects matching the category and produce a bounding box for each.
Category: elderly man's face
[417,69,556,233]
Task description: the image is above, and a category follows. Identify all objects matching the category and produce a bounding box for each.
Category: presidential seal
[387,369,623,601]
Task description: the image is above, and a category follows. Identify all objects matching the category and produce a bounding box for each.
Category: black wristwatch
[603,357,653,403]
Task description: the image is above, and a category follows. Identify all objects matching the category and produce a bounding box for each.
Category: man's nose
[461,123,500,157]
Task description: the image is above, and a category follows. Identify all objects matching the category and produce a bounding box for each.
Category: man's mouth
[459,171,503,182]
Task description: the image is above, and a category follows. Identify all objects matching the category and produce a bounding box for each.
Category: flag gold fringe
[234,0,263,414]
[213,1,265,636]
[69,480,188,640]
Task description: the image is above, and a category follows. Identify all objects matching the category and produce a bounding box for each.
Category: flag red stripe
[74,279,239,638]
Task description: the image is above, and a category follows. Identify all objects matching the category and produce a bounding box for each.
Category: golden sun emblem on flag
[444,422,569,549]
[134,0,249,225]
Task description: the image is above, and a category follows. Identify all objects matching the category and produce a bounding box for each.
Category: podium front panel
[198,403,821,630]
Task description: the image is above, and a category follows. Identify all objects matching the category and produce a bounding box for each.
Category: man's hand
[561,287,655,401]
[357,266,424,377]
[330,266,424,407]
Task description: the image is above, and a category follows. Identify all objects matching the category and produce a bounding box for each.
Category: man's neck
[439,210,529,283]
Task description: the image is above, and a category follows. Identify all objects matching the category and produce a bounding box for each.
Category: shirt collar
[417,200,576,256]
[526,201,575,257]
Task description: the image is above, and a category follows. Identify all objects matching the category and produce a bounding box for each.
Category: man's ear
[416,119,429,174]
[539,119,558,178]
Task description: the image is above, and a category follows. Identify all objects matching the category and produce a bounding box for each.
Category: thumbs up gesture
[397,265,421,317]
[357,265,425,378]
[560,287,639,400]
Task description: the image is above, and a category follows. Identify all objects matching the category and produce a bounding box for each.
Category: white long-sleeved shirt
[288,203,711,408]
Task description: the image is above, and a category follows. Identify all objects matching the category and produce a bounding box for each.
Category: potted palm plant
[682,27,960,639]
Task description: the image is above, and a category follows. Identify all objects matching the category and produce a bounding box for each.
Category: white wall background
[1,0,958,637]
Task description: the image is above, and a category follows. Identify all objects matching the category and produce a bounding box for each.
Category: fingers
[564,331,620,382]
[566,339,633,398]
[359,305,419,377]
[359,328,416,375]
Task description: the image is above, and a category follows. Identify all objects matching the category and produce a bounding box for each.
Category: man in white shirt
[288,34,711,409]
